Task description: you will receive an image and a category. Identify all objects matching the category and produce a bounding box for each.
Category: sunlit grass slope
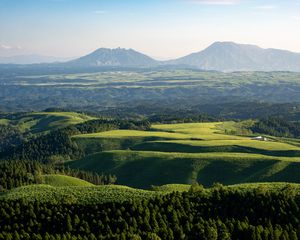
[0,111,94,134]
[69,149,300,188]
[0,184,159,204]
[71,121,300,188]
[42,174,94,187]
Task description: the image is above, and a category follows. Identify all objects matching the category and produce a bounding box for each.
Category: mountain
[2,43,300,71]
[68,48,158,67]
[0,54,73,64]
[169,42,300,72]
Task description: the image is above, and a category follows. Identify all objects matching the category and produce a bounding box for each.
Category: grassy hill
[70,122,300,188]
[0,184,159,204]
[1,182,300,204]
[0,111,94,134]
[42,174,94,187]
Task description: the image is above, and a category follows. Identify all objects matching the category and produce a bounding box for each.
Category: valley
[1,69,300,114]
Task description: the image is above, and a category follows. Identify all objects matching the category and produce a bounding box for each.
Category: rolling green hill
[1,182,300,204]
[42,174,94,187]
[70,122,300,188]
[0,184,159,204]
[0,111,94,134]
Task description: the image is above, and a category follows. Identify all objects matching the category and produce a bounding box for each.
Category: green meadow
[71,121,300,188]
[42,174,94,187]
[0,111,94,134]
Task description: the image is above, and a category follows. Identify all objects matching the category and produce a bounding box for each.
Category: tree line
[0,186,300,239]
[0,118,150,163]
[251,118,300,138]
[0,160,117,191]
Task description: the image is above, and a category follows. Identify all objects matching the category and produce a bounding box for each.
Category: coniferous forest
[1,186,300,240]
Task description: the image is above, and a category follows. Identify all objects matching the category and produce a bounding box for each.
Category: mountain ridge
[169,41,300,71]
[1,42,300,72]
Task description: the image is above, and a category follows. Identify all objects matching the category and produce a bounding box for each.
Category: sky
[1,0,300,59]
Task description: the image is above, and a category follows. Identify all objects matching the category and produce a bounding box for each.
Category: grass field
[70,121,300,188]
[42,174,94,187]
[1,182,300,204]
[0,111,94,134]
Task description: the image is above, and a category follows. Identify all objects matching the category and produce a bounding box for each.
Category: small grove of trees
[0,118,151,163]
[0,187,300,239]
[148,113,219,124]
[251,118,300,138]
[0,160,117,191]
[0,125,25,153]
[58,166,117,186]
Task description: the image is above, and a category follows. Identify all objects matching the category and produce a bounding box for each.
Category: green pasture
[71,121,300,188]
[0,111,94,134]
[42,174,94,187]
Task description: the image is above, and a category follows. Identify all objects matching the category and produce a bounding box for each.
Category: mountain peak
[172,41,300,71]
[208,41,260,50]
[210,41,237,46]
[70,48,157,67]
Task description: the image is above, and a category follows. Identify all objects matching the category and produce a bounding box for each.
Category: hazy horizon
[1,0,300,59]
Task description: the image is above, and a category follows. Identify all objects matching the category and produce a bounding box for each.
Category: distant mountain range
[1,42,300,71]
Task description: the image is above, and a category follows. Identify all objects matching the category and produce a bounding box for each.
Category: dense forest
[251,118,300,138]
[0,186,300,239]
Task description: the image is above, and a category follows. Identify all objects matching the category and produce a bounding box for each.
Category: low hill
[68,48,158,67]
[169,42,300,72]
[42,174,94,187]
[0,184,159,204]
[70,122,300,188]
[0,111,94,134]
[1,182,300,204]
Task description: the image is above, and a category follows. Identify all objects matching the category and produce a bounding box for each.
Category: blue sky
[1,0,300,58]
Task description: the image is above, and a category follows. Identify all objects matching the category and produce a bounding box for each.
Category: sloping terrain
[70,122,300,188]
[0,111,94,134]
[42,174,94,187]
[68,48,158,67]
[169,42,300,71]
[1,182,300,204]
[0,184,159,204]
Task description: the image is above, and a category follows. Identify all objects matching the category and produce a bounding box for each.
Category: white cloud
[0,44,13,50]
[0,43,22,50]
